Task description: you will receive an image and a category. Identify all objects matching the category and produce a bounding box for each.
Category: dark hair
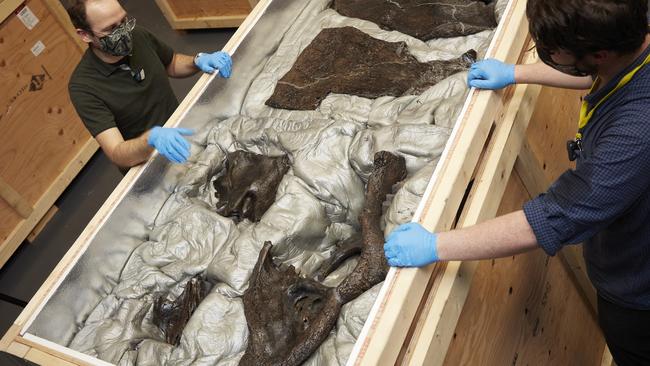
[527,0,648,56]
[62,0,91,31]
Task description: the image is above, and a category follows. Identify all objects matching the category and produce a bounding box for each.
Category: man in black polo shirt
[384,0,650,364]
[64,0,232,168]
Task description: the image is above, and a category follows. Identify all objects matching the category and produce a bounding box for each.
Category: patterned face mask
[96,16,136,57]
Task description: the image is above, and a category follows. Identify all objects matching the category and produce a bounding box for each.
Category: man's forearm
[436,210,539,261]
[167,54,200,78]
[515,62,592,89]
[109,132,154,168]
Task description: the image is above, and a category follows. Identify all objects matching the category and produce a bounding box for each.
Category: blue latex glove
[467,59,515,90]
[147,126,194,164]
[195,51,232,78]
[384,222,438,267]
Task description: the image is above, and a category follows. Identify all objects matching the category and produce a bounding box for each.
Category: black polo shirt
[69,26,179,140]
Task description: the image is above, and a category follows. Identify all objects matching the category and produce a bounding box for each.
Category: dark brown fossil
[213,151,291,222]
[332,0,497,41]
[152,275,212,346]
[240,151,407,366]
[266,26,476,111]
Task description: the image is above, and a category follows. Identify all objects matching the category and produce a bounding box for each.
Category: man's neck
[91,45,125,64]
[597,34,650,86]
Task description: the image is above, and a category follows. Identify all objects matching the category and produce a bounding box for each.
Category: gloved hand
[384,222,438,267]
[467,59,515,90]
[194,51,232,78]
[147,126,194,164]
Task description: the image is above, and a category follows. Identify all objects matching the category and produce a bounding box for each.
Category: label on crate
[31,41,45,56]
[17,6,40,30]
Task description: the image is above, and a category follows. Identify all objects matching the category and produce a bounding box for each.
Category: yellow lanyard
[576,52,650,140]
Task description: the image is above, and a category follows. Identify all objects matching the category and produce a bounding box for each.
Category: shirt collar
[585,43,650,104]
[85,46,129,77]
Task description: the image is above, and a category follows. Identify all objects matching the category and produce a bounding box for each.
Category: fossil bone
[266,27,476,110]
[332,0,497,40]
[241,151,407,365]
[152,275,212,346]
[214,151,291,222]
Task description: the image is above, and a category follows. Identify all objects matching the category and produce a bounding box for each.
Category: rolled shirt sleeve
[524,108,650,256]
[69,86,117,137]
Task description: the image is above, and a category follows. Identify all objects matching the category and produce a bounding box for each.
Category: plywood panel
[166,0,252,18]
[0,0,89,202]
[525,87,585,184]
[156,0,252,29]
[0,0,97,269]
[443,173,606,365]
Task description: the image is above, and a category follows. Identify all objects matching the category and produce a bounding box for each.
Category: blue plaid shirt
[524,45,650,310]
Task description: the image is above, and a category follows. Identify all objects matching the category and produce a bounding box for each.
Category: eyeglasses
[535,45,589,77]
[92,16,136,40]
[536,46,562,68]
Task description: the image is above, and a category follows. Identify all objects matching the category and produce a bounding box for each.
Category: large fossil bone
[152,275,212,346]
[214,151,291,222]
[266,27,476,110]
[241,151,407,365]
[332,0,497,41]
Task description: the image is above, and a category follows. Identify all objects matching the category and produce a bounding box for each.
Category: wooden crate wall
[443,87,606,365]
[0,0,98,268]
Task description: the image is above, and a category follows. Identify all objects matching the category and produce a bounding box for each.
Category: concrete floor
[0,0,235,338]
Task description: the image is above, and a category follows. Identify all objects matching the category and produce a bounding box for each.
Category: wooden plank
[349,1,531,364]
[0,177,33,218]
[165,14,247,29]
[155,0,251,29]
[6,341,30,358]
[400,44,542,365]
[442,173,606,365]
[0,324,20,351]
[165,0,251,18]
[18,334,113,366]
[26,205,58,243]
[0,0,24,23]
[25,347,77,366]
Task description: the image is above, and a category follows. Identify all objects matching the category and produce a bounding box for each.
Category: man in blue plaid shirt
[384,0,650,363]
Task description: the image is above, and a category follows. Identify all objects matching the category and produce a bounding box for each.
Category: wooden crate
[0,0,98,270]
[155,0,259,29]
[436,88,607,365]
[0,0,609,364]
